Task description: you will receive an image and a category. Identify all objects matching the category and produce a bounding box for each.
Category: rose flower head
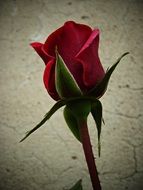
[31,21,105,100]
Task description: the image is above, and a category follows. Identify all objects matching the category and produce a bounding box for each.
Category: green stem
[78,119,101,190]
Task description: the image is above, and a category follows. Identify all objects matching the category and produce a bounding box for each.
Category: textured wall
[0,0,143,189]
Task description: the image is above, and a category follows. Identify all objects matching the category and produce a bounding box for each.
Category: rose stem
[78,119,101,190]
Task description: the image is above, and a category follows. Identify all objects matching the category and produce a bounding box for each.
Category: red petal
[43,59,60,101]
[58,21,92,59]
[44,21,91,61]
[76,29,105,89]
[43,26,63,57]
[43,21,92,91]
[30,42,50,64]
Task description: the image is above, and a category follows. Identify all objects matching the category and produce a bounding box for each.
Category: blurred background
[0,0,143,189]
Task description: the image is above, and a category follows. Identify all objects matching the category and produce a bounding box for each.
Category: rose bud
[30,21,105,100]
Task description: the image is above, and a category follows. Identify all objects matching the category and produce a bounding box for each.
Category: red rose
[31,21,105,100]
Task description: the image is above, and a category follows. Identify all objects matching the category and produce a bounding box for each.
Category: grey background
[0,0,143,189]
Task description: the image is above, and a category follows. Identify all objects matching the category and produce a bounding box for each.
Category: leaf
[55,50,82,98]
[91,99,103,157]
[64,106,81,142]
[20,100,66,142]
[69,179,83,190]
[89,52,129,97]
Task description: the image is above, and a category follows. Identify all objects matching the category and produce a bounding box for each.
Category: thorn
[102,118,105,125]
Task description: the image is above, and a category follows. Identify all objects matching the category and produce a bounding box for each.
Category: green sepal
[64,99,91,142]
[69,179,83,190]
[55,50,82,98]
[89,52,129,97]
[67,99,91,121]
[91,99,103,157]
[20,100,66,142]
[20,96,99,142]
[64,106,81,142]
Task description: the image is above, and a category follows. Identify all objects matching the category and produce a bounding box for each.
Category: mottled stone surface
[0,0,143,190]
